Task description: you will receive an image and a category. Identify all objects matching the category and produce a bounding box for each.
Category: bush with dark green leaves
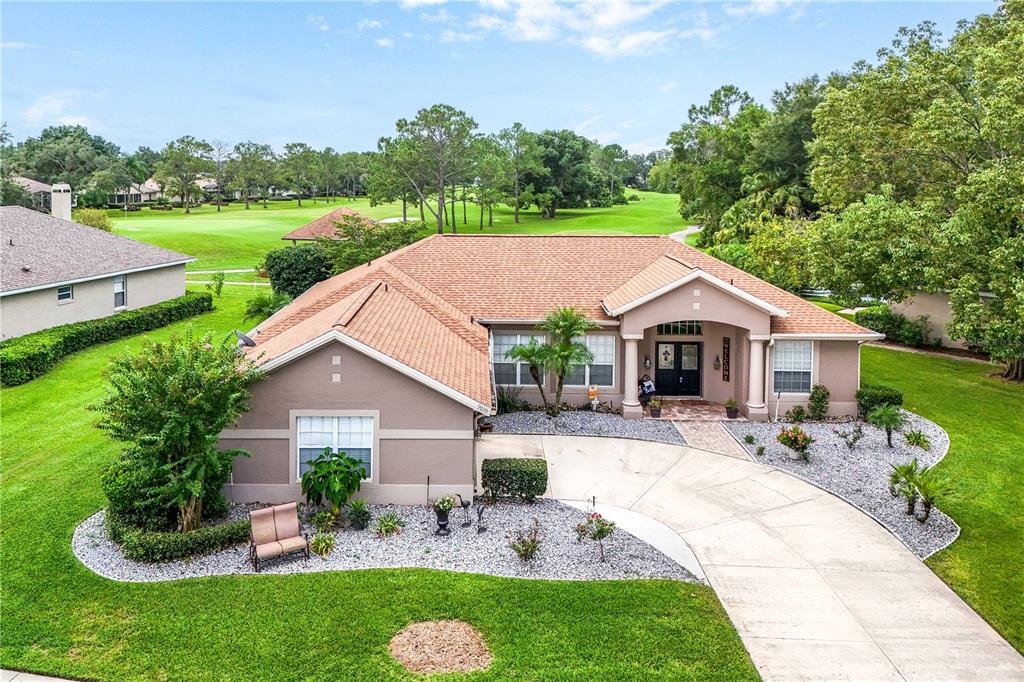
[808,384,831,420]
[0,291,213,386]
[114,517,251,563]
[264,242,333,298]
[856,384,904,417]
[855,305,932,348]
[482,457,548,502]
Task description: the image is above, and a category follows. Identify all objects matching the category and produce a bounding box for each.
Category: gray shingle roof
[0,206,194,294]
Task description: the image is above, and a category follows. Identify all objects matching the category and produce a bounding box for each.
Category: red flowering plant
[574,512,616,562]
[777,425,814,459]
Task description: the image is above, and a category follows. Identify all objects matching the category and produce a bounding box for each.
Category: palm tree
[505,339,549,412]
[914,468,956,522]
[536,307,599,415]
[889,459,921,515]
[244,292,291,324]
[868,404,905,447]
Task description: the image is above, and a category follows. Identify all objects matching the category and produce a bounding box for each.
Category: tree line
[0,114,667,224]
[660,0,1022,379]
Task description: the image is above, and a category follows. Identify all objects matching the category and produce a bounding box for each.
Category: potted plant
[776,425,814,461]
[347,498,370,531]
[433,495,455,535]
[648,399,662,418]
[724,398,739,419]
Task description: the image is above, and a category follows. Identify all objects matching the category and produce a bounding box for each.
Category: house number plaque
[722,337,731,382]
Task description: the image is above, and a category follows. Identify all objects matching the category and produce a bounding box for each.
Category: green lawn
[862,346,1024,651]
[110,192,689,272]
[0,286,756,682]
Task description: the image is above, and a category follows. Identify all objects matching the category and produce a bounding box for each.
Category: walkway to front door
[654,341,701,396]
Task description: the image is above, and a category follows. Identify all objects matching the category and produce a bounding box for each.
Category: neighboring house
[281,206,377,245]
[220,234,881,505]
[0,205,194,339]
[110,178,164,204]
[12,176,53,211]
[891,291,994,351]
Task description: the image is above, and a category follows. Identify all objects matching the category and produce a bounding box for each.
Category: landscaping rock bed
[73,499,697,584]
[482,410,685,445]
[724,411,958,558]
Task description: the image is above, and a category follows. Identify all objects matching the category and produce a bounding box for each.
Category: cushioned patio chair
[249,502,309,572]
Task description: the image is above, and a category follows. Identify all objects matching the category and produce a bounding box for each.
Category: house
[220,234,882,505]
[891,291,994,351]
[0,201,194,339]
[12,176,53,211]
[281,206,377,245]
[110,178,164,204]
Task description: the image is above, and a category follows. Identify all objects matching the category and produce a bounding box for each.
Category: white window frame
[656,320,703,336]
[113,274,127,309]
[773,340,813,394]
[295,414,374,482]
[491,332,545,386]
[564,334,616,387]
[56,284,74,304]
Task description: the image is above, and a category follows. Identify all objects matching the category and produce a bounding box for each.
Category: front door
[654,342,702,397]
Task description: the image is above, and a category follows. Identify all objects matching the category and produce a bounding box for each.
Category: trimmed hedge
[856,384,904,418]
[482,457,548,502]
[0,290,213,386]
[110,514,251,563]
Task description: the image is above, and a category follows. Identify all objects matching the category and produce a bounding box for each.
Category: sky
[1,1,996,155]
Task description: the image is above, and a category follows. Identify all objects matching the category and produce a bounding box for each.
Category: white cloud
[724,0,797,18]
[400,0,446,8]
[357,19,385,31]
[440,30,483,43]
[23,91,93,128]
[307,15,330,32]
[581,29,676,58]
[374,37,395,48]
[400,31,414,38]
[480,0,510,9]
[420,8,455,23]
[1,42,44,50]
[658,80,678,93]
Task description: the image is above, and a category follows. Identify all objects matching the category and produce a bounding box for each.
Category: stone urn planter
[433,495,455,536]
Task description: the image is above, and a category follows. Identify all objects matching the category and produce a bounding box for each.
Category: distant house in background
[110,178,164,204]
[281,206,377,245]
[12,176,53,211]
[0,204,194,339]
[891,291,993,351]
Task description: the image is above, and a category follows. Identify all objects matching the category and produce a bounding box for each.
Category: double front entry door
[655,342,702,397]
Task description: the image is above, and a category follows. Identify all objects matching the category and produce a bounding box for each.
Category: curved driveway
[477,433,1024,681]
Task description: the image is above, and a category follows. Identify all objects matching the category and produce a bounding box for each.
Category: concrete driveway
[477,434,1024,681]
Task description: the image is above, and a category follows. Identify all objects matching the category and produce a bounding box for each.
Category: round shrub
[482,458,548,502]
[264,243,333,298]
[856,384,904,418]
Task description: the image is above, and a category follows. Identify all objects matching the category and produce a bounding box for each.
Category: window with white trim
[773,341,812,393]
[113,274,127,308]
[57,285,73,303]
[565,334,615,386]
[492,333,544,385]
[297,416,373,479]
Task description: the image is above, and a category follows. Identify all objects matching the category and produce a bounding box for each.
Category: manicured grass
[111,192,689,272]
[0,286,756,681]
[806,298,856,321]
[861,346,1024,651]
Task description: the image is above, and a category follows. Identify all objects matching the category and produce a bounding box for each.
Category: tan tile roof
[250,233,876,412]
[0,206,193,294]
[280,206,377,241]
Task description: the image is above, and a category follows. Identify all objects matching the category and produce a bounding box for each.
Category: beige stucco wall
[891,292,964,349]
[639,321,745,405]
[219,340,477,505]
[766,340,861,418]
[0,264,186,339]
[620,280,771,337]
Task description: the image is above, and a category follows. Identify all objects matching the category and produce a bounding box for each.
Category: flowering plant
[433,495,455,513]
[777,425,814,457]
[574,512,616,561]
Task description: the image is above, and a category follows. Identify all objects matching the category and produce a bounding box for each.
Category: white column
[622,337,642,419]
[747,339,766,409]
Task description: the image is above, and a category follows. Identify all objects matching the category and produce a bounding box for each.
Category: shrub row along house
[0,203,193,339]
[223,234,882,504]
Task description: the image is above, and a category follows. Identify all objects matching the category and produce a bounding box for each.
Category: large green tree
[9,124,121,188]
[496,122,543,224]
[229,141,274,209]
[154,136,213,213]
[524,129,598,218]
[279,142,317,206]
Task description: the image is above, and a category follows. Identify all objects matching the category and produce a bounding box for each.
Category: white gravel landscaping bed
[482,410,686,445]
[73,499,697,584]
[723,411,958,558]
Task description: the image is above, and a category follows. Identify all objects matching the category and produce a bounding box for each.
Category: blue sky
[1,1,995,154]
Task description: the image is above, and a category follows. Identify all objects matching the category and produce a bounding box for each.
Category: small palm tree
[244,292,291,323]
[889,459,921,515]
[505,338,549,412]
[914,467,956,522]
[868,404,905,447]
[537,307,599,416]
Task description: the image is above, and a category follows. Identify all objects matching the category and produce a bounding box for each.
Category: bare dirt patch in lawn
[389,620,492,674]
